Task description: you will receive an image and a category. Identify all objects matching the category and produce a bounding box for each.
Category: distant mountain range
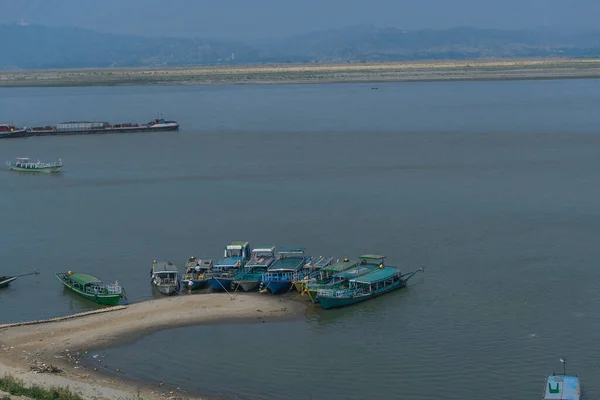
[2,24,600,69]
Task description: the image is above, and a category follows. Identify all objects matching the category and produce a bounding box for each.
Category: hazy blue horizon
[0,0,598,39]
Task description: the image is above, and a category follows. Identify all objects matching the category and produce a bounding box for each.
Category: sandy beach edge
[1,58,600,88]
[0,293,308,400]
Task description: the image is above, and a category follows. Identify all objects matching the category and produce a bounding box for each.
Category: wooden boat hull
[55,274,122,306]
[319,281,406,310]
[0,276,17,288]
[235,280,260,291]
[208,276,234,291]
[261,280,292,294]
[154,284,178,295]
[305,289,320,303]
[10,165,61,173]
[182,279,208,290]
[293,280,308,293]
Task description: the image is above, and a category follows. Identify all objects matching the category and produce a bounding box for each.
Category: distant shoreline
[0,293,306,400]
[1,58,600,88]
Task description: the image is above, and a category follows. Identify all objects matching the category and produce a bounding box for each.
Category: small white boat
[6,157,62,173]
[151,260,181,296]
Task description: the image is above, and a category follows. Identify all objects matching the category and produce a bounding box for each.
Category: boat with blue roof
[543,358,580,400]
[233,246,277,291]
[259,247,308,294]
[305,255,384,303]
[317,260,423,309]
[208,241,251,291]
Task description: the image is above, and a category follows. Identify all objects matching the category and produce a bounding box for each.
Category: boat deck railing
[317,287,369,298]
[262,271,296,282]
[86,283,122,295]
[182,272,206,281]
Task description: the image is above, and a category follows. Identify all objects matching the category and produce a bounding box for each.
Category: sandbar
[0,293,307,399]
[1,58,600,88]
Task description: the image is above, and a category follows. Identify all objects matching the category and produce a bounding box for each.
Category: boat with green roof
[292,255,334,293]
[305,255,385,303]
[233,246,277,291]
[317,265,423,310]
[55,271,126,306]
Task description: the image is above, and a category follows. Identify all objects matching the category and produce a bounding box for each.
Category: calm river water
[1,80,600,399]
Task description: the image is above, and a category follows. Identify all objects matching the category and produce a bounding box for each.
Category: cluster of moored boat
[151,241,424,310]
[2,242,423,311]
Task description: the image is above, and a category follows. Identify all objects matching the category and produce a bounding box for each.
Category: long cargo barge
[0,117,179,139]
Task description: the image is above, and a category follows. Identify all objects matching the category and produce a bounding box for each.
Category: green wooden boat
[317,266,424,310]
[305,255,385,303]
[55,272,125,306]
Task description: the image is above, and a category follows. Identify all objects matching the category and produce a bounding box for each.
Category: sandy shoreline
[1,58,600,88]
[0,293,307,399]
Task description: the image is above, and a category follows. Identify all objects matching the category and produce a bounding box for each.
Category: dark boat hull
[0,276,18,288]
[319,281,406,310]
[0,124,179,139]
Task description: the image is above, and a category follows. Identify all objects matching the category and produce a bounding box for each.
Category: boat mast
[560,357,566,376]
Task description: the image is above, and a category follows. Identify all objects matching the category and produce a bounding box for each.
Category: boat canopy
[324,260,358,272]
[253,246,276,253]
[67,273,103,286]
[154,261,178,272]
[352,267,399,284]
[359,254,387,262]
[227,241,249,250]
[333,265,376,279]
[279,247,305,255]
[543,375,580,400]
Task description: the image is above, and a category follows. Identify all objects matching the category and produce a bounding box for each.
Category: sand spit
[1,58,600,88]
[0,293,306,400]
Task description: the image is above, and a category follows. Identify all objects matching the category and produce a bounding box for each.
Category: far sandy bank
[1,58,600,88]
[0,293,306,400]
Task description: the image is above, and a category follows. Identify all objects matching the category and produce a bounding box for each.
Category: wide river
[1,80,600,399]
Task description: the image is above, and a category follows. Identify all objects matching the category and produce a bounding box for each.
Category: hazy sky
[0,0,597,39]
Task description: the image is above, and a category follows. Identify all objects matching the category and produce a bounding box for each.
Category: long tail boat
[317,266,423,310]
[55,271,126,306]
[305,255,385,303]
[302,258,358,301]
[233,246,276,291]
[0,276,18,289]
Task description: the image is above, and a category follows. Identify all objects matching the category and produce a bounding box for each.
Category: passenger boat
[304,258,360,303]
[259,247,308,294]
[233,246,277,291]
[543,358,580,400]
[151,260,181,295]
[208,241,251,291]
[317,265,424,310]
[306,255,387,303]
[292,255,334,293]
[182,256,213,290]
[55,271,125,305]
[6,157,62,172]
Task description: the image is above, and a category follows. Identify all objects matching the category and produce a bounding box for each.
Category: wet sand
[1,58,600,87]
[0,293,306,400]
